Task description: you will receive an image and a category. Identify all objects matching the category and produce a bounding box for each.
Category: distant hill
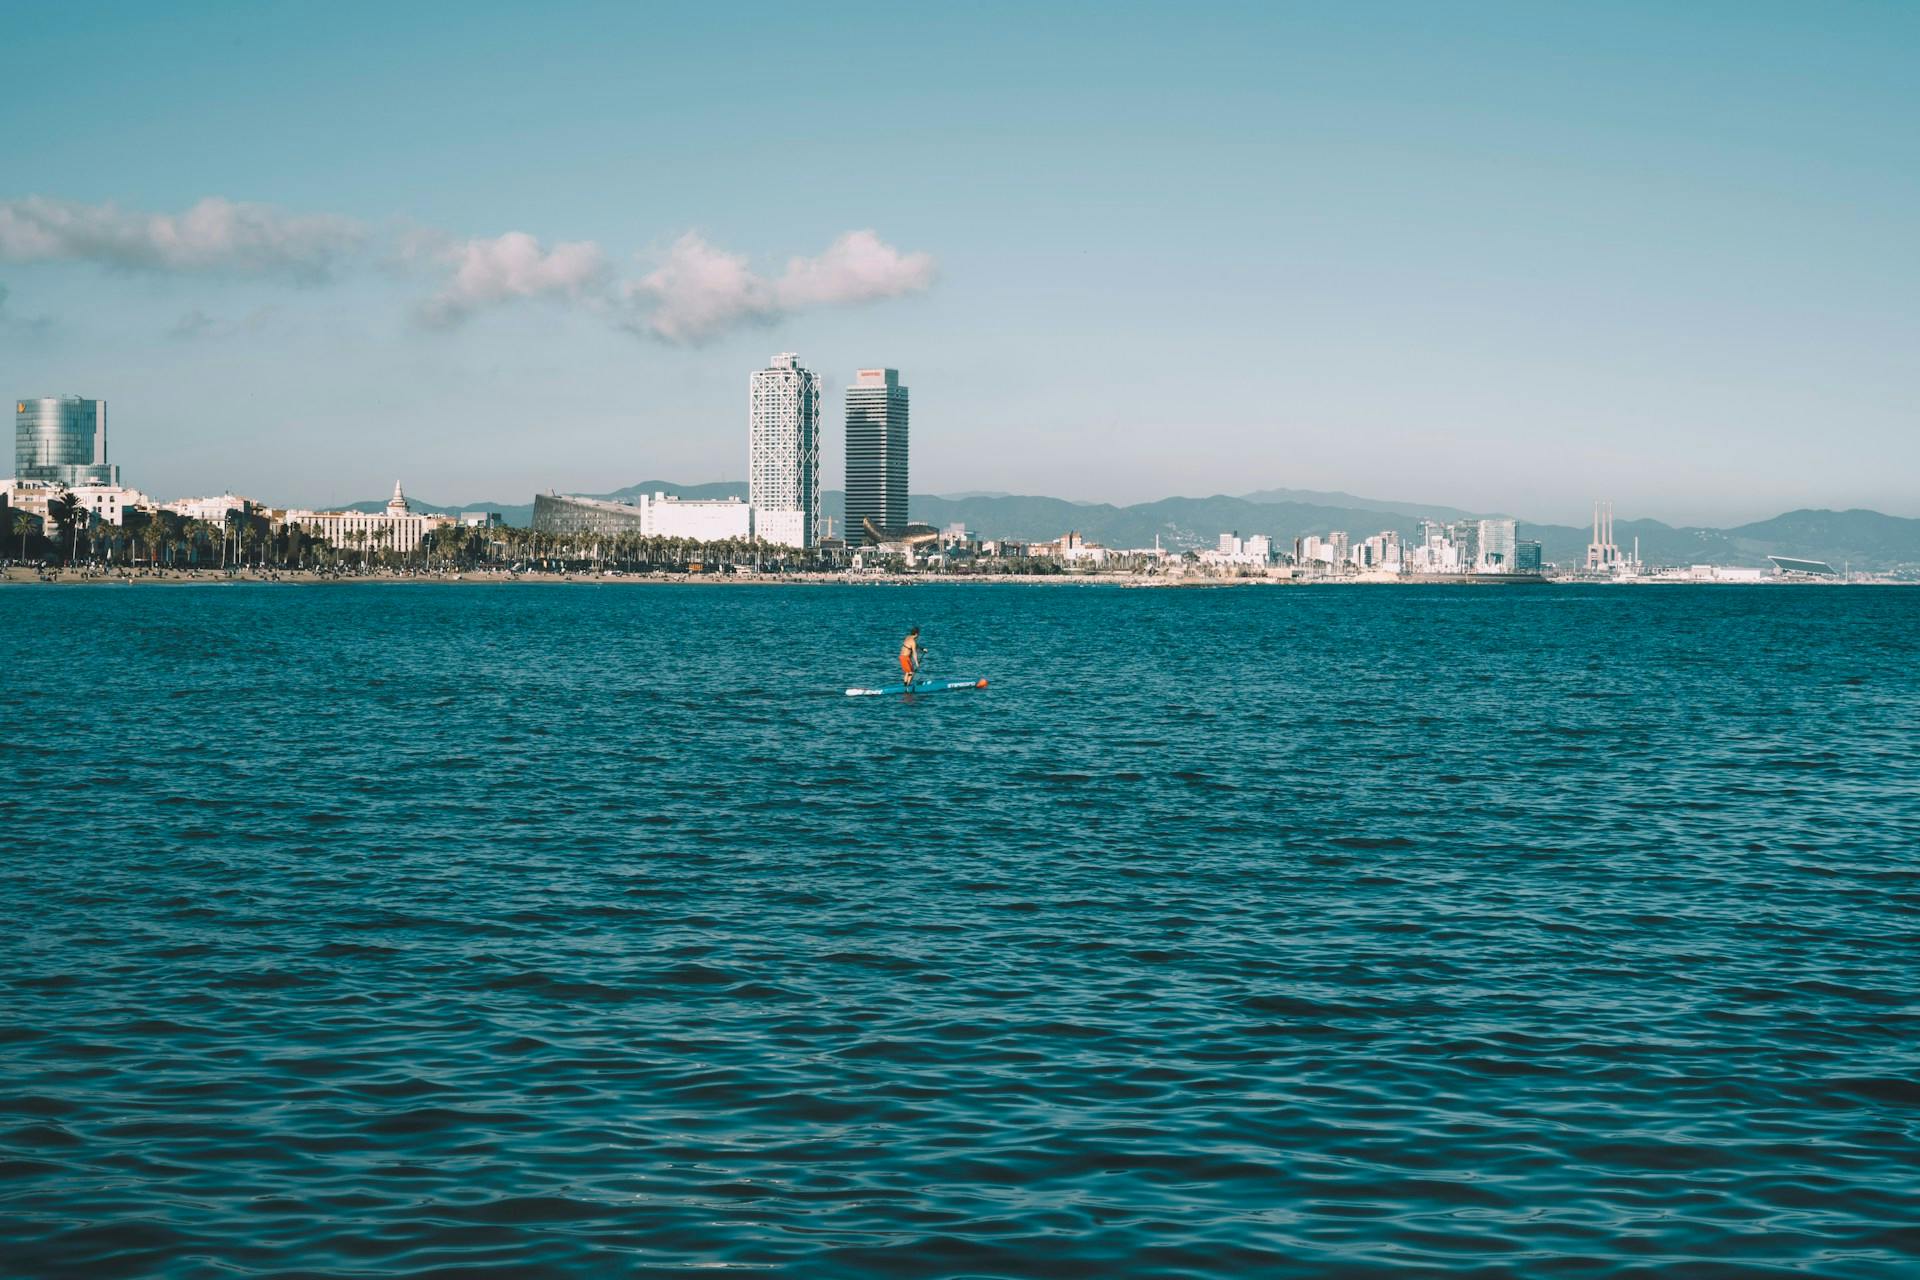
[1238,488,1488,523]
[604,480,748,502]
[338,483,1920,572]
[340,496,536,525]
[1722,508,1920,572]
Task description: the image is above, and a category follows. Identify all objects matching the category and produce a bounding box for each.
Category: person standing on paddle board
[899,627,926,685]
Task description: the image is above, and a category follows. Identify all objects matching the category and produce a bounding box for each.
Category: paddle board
[846,677,989,697]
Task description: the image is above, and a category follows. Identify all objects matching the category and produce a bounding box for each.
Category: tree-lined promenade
[4,499,1083,580]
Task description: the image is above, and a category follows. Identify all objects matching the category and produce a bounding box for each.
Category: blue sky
[3,1,1914,523]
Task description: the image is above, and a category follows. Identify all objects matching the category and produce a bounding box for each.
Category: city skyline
[2,3,1916,524]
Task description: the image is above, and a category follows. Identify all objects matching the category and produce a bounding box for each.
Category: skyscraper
[844,367,909,545]
[15,396,118,486]
[1476,517,1517,571]
[748,354,821,548]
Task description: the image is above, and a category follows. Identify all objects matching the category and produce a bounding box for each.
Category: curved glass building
[15,396,118,486]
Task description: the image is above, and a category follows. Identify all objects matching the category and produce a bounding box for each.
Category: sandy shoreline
[8,567,1889,590]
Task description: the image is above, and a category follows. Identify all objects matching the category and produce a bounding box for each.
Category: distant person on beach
[899,627,925,685]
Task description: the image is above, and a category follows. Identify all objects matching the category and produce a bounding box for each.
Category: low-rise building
[0,479,150,530]
[69,484,155,527]
[284,482,449,554]
[164,494,259,524]
[1201,531,1274,567]
[531,491,754,541]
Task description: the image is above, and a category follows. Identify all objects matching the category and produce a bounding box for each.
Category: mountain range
[340,484,1920,573]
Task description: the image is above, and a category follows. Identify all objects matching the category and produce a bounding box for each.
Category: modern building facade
[532,491,753,542]
[283,482,448,555]
[15,396,118,486]
[844,367,909,545]
[1475,518,1518,571]
[748,354,820,548]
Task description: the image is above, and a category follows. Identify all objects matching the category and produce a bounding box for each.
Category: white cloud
[0,195,937,342]
[0,195,365,282]
[628,233,771,343]
[628,229,935,344]
[415,231,611,328]
[774,230,937,311]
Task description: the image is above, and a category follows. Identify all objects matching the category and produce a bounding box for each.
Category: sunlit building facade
[845,367,909,545]
[283,482,448,554]
[532,491,753,541]
[748,354,820,548]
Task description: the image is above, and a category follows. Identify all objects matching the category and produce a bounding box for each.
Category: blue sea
[3,582,1917,1278]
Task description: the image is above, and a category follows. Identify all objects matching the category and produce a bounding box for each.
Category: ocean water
[3,582,1917,1279]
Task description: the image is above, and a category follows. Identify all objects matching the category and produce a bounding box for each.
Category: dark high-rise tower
[844,368,909,545]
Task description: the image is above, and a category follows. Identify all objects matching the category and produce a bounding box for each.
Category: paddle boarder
[899,626,925,686]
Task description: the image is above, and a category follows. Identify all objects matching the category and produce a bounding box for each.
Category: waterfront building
[1354,531,1402,570]
[1406,523,1461,574]
[1515,540,1544,573]
[1202,532,1274,567]
[533,493,647,536]
[283,482,449,555]
[162,494,257,524]
[1033,531,1109,565]
[1295,534,1335,567]
[532,491,753,541]
[1447,520,1480,571]
[845,367,909,545]
[0,479,151,530]
[14,396,119,487]
[69,484,153,527]
[749,353,821,548]
[1475,518,1517,572]
[1768,555,1837,578]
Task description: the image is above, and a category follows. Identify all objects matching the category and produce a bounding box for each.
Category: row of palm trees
[11,495,1082,576]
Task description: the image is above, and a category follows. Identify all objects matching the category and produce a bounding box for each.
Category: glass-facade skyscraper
[15,396,118,486]
[844,368,909,545]
[748,354,820,548]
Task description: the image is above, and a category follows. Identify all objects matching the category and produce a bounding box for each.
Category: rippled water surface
[4,582,1918,1278]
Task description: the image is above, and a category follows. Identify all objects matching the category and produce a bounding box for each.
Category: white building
[1475,518,1518,572]
[749,353,821,548]
[70,484,154,527]
[1295,534,1335,567]
[1406,521,1461,574]
[651,493,751,541]
[283,482,450,555]
[1,478,154,529]
[530,491,754,542]
[1354,531,1402,570]
[1201,531,1274,567]
[163,493,257,524]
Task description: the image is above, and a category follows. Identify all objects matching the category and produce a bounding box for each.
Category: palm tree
[12,510,35,561]
[139,514,167,569]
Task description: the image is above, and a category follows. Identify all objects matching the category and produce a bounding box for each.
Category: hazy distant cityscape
[7,368,1916,583]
